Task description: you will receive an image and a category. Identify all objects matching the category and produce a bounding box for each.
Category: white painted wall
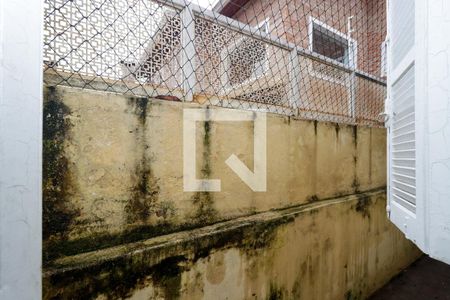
[0,0,43,299]
[425,0,450,264]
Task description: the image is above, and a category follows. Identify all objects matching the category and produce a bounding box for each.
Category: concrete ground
[370,255,450,300]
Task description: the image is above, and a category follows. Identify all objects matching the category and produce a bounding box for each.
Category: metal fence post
[350,71,356,120]
[347,25,357,121]
[288,48,301,115]
[180,6,196,102]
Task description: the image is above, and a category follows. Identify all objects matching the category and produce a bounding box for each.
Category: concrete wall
[42,85,420,299]
[44,190,420,299]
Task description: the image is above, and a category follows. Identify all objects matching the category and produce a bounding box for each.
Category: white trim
[387,0,429,254]
[390,48,415,85]
[414,0,429,254]
[223,18,270,54]
[309,16,352,43]
[306,60,351,86]
[386,0,392,223]
[256,18,270,33]
[308,16,358,69]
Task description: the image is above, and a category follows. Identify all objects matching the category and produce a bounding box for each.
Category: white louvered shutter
[387,0,425,248]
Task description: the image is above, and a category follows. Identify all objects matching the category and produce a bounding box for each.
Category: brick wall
[229,0,386,77]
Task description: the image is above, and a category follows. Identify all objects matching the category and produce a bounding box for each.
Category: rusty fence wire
[43,0,387,126]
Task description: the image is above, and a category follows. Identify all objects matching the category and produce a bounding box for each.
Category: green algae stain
[268,283,284,300]
[43,86,80,245]
[355,194,372,218]
[125,159,160,223]
[45,254,187,300]
[191,115,218,225]
[125,97,161,224]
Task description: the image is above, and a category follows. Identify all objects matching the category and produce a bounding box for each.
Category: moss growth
[335,123,340,138]
[355,194,372,218]
[44,222,195,263]
[44,211,296,299]
[191,115,218,224]
[193,214,295,261]
[345,289,362,300]
[125,159,160,223]
[352,125,358,147]
[284,116,291,125]
[44,253,187,300]
[201,120,212,178]
[125,96,161,224]
[43,86,79,243]
[307,195,319,203]
[151,256,186,299]
[192,192,216,224]
[268,283,283,300]
[44,200,294,263]
[291,278,302,299]
[128,97,149,125]
[155,200,177,220]
[309,208,319,215]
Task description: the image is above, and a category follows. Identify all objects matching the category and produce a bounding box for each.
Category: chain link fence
[43,0,386,126]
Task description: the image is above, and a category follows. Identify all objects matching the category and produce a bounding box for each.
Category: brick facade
[228,0,386,77]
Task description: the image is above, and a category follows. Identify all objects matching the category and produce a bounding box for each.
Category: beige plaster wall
[43,85,387,260]
[43,190,421,299]
[42,85,420,299]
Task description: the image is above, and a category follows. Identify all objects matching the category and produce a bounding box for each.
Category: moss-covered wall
[43,85,387,261]
[43,190,421,299]
[42,85,419,299]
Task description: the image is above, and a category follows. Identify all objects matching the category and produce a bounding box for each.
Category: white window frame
[308,16,358,70]
[256,18,270,33]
